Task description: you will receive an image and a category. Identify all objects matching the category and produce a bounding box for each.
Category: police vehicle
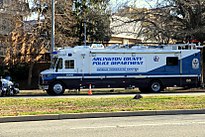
[39,44,202,95]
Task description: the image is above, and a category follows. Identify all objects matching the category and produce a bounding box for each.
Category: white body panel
[39,44,202,95]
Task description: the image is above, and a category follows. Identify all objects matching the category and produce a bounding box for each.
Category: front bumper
[39,75,49,90]
[39,85,49,90]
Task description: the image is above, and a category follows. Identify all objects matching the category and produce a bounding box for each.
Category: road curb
[1,109,205,123]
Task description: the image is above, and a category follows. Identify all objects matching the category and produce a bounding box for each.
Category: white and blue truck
[39,44,202,95]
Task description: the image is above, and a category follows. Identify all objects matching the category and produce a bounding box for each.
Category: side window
[65,60,74,69]
[166,57,178,66]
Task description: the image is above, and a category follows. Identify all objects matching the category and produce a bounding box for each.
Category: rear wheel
[47,81,65,95]
[149,80,163,93]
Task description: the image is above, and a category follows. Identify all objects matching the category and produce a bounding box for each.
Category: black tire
[0,91,4,97]
[1,88,6,97]
[148,80,163,93]
[47,81,65,95]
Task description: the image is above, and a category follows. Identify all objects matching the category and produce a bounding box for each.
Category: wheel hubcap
[151,82,160,92]
[53,84,63,94]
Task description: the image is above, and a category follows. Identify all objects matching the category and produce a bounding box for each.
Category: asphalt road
[0,114,205,137]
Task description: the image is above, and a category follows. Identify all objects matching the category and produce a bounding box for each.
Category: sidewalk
[1,109,205,123]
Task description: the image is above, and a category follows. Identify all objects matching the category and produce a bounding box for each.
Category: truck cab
[39,46,91,95]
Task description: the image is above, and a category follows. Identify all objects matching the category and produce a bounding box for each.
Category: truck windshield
[56,58,63,69]
[56,58,63,71]
[50,57,58,69]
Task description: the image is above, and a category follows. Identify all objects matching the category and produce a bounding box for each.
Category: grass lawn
[0,95,205,117]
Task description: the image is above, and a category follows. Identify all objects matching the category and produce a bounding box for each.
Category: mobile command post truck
[39,44,202,95]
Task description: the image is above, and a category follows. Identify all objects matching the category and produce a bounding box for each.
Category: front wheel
[149,80,163,93]
[47,81,65,95]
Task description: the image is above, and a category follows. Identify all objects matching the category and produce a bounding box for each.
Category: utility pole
[83,0,87,47]
[51,0,55,60]
[84,16,86,46]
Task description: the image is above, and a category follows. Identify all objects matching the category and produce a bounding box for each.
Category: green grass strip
[0,96,205,117]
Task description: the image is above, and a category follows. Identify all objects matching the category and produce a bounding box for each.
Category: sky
[109,0,159,11]
[25,0,159,20]
[28,0,159,10]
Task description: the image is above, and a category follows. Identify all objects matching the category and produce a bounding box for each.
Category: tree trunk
[27,62,34,87]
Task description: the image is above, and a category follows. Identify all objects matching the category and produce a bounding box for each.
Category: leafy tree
[30,0,78,47]
[5,18,50,86]
[4,0,112,87]
[4,0,77,87]
[73,0,111,44]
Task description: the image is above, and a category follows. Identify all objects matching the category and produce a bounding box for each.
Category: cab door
[56,58,76,74]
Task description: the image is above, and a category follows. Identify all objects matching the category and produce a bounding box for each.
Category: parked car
[0,76,20,97]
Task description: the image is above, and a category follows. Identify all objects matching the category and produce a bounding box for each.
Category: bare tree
[113,0,205,44]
